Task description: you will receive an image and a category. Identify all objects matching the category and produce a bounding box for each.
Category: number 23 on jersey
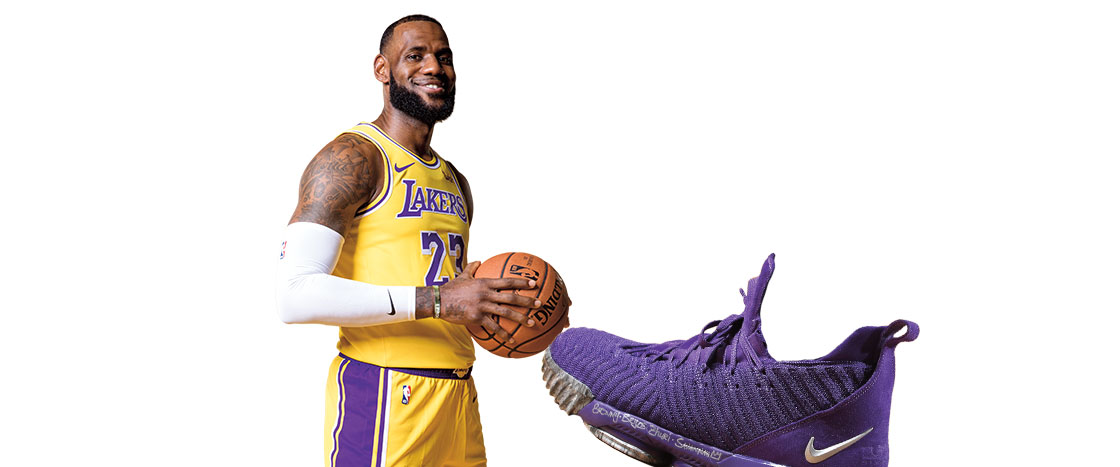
[421,231,464,286]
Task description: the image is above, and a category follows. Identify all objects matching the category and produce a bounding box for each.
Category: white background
[2,1,1118,465]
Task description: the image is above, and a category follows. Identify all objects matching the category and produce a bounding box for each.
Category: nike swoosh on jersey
[387,290,396,315]
[804,427,873,463]
[394,162,415,173]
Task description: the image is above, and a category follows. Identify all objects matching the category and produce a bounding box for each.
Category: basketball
[467,252,570,358]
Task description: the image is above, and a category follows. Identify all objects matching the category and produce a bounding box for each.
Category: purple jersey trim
[343,129,393,218]
[358,123,441,169]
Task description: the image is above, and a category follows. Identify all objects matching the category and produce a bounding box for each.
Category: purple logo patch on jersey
[401,385,412,405]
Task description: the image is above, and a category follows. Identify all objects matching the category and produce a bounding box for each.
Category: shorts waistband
[338,353,473,380]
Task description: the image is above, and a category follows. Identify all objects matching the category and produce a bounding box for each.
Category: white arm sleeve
[275,222,417,326]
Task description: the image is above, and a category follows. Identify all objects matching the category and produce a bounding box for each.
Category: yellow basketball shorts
[323,354,486,467]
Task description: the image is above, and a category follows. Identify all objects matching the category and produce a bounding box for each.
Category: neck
[373,108,435,159]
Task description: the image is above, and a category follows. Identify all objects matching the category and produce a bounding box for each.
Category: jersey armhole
[442,158,470,223]
[342,128,394,218]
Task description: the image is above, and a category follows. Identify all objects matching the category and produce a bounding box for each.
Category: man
[276,15,539,467]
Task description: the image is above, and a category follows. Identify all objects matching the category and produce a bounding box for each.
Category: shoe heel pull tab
[884,320,919,347]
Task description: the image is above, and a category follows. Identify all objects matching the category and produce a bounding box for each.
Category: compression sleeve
[275,222,417,325]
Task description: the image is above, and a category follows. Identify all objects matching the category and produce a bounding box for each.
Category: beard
[389,73,455,125]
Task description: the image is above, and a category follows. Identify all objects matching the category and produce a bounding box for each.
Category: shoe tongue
[740,253,776,321]
[735,254,776,363]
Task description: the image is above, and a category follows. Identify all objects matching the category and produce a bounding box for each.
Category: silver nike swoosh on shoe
[804,427,873,464]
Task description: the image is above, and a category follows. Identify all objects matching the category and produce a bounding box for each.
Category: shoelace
[622,313,763,371]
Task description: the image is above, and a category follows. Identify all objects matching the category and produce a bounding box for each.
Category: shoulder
[439,156,470,190]
[309,132,389,182]
[432,149,463,177]
[304,133,384,190]
[288,132,387,232]
[441,156,464,178]
[438,155,474,224]
[329,132,383,161]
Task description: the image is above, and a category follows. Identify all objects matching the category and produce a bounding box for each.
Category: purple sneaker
[542,254,918,467]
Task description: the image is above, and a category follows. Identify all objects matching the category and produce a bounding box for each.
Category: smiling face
[377,21,455,125]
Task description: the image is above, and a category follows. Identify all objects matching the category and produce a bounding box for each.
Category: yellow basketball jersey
[333,122,473,369]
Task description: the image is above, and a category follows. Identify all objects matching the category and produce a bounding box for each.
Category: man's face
[384,21,455,124]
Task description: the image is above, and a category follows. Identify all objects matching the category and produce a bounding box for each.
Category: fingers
[484,302,534,327]
[479,316,514,344]
[478,302,534,346]
[482,277,537,290]
[486,290,540,309]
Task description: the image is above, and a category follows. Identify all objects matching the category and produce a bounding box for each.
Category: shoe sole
[542,349,787,467]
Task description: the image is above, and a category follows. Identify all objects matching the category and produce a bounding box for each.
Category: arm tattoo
[416,287,433,319]
[290,133,380,234]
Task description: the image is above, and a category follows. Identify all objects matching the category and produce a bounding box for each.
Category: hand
[429,261,540,344]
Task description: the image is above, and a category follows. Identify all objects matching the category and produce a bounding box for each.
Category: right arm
[289,133,380,234]
[278,133,407,325]
[275,134,537,343]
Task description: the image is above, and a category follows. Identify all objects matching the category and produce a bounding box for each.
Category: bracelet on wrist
[432,285,441,319]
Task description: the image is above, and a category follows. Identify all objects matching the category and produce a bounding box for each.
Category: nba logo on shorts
[401,385,412,405]
[279,241,287,259]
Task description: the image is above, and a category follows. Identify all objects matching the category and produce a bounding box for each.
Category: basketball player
[276,15,539,466]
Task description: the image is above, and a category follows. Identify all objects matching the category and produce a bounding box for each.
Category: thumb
[461,261,482,279]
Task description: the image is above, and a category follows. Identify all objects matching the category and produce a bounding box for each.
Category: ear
[374,54,390,84]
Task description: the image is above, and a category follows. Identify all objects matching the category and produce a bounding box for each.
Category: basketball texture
[467,252,569,358]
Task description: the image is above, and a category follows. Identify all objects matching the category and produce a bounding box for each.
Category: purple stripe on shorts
[334,359,381,467]
[329,361,346,466]
[374,368,390,467]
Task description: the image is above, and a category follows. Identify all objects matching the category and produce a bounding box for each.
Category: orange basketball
[467,252,570,358]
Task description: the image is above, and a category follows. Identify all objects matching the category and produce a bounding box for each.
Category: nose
[419,54,443,75]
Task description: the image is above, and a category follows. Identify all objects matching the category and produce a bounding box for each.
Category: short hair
[380,14,443,54]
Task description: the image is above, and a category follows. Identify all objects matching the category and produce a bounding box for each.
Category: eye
[406,54,422,61]
[438,55,453,65]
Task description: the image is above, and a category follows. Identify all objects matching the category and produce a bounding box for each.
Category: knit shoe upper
[547,254,879,453]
